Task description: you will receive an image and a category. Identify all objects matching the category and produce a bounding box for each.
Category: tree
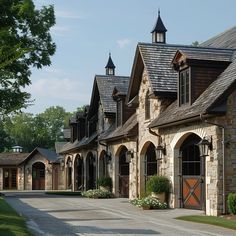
[0,0,56,115]
[192,41,200,46]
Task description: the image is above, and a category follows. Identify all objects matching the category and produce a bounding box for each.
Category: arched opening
[66,157,72,189]
[99,150,108,178]
[118,146,129,197]
[32,162,45,190]
[179,133,205,210]
[86,152,96,190]
[74,155,84,191]
[144,143,157,192]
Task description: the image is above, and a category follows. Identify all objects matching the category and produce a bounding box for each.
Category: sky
[23,0,236,114]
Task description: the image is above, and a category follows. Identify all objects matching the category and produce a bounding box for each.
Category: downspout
[200,114,226,214]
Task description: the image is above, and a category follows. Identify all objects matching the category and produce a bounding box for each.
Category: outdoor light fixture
[126,150,134,163]
[105,151,112,162]
[197,136,213,157]
[26,167,30,175]
[60,159,65,171]
[155,144,166,160]
[68,159,72,168]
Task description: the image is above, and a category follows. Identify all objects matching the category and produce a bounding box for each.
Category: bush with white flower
[81,189,113,199]
[130,196,168,209]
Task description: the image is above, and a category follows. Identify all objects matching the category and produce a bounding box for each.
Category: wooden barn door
[3,168,17,189]
[32,162,45,190]
[180,134,205,210]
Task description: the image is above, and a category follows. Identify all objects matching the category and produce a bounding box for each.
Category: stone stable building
[0,147,64,191]
[58,12,236,216]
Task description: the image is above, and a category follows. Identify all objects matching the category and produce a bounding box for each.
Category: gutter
[200,114,226,214]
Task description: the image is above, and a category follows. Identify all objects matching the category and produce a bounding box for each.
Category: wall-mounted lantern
[197,136,213,157]
[60,158,65,171]
[26,167,30,175]
[105,151,112,162]
[68,159,72,168]
[155,144,166,160]
[126,150,134,163]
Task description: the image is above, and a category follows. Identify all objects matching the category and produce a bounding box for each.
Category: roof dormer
[172,47,233,106]
[105,53,116,75]
[151,9,167,44]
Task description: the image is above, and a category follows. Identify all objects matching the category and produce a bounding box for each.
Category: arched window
[145,90,150,120]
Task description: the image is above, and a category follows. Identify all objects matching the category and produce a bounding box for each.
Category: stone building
[0,147,63,191]
[58,12,236,216]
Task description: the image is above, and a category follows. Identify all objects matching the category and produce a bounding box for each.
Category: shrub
[81,189,113,199]
[227,193,236,215]
[97,177,112,188]
[130,196,168,209]
[146,175,170,194]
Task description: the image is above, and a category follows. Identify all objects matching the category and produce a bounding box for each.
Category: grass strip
[45,191,81,196]
[0,197,32,236]
[176,215,236,231]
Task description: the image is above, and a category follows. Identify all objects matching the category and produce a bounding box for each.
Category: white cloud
[117,38,131,48]
[51,26,70,36]
[55,10,81,20]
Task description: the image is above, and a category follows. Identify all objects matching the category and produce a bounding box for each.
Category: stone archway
[74,155,84,191]
[86,152,96,190]
[99,150,108,178]
[140,141,158,195]
[177,133,205,210]
[116,145,129,198]
[66,156,73,189]
[32,162,45,190]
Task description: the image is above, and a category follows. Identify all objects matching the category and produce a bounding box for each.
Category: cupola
[105,53,116,75]
[151,9,167,44]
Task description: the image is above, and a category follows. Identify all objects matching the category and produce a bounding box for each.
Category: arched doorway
[66,157,72,189]
[99,150,108,178]
[86,152,96,190]
[74,155,84,191]
[144,143,157,192]
[118,146,129,198]
[180,133,205,210]
[32,162,45,190]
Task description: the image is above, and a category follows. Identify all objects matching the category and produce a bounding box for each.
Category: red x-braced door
[182,176,202,209]
[180,134,205,210]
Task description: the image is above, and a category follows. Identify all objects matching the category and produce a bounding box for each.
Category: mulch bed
[220,214,236,221]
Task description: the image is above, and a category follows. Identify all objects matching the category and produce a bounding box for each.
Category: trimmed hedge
[227,193,236,215]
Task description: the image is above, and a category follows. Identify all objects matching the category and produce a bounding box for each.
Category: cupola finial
[105,52,116,75]
[151,10,167,44]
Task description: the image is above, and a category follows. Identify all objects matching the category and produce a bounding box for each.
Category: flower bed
[81,189,113,199]
[130,196,168,209]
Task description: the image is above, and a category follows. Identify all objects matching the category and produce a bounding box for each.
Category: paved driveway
[5,193,236,236]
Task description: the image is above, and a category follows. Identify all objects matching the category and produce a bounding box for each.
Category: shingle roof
[95,75,130,113]
[149,56,236,128]
[23,148,59,164]
[59,132,98,154]
[99,113,138,141]
[201,26,236,49]
[175,47,233,62]
[0,153,29,166]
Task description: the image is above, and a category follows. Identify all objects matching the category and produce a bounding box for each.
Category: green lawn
[45,191,81,196]
[0,197,32,236]
[176,215,236,231]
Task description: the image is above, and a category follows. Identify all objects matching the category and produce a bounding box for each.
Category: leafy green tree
[0,0,56,115]
[192,41,200,46]
[4,113,36,151]
[37,106,70,143]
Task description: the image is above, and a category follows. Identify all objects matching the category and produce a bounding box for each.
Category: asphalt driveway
[4,192,236,236]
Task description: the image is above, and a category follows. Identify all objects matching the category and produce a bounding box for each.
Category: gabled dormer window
[145,90,150,120]
[179,68,190,106]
